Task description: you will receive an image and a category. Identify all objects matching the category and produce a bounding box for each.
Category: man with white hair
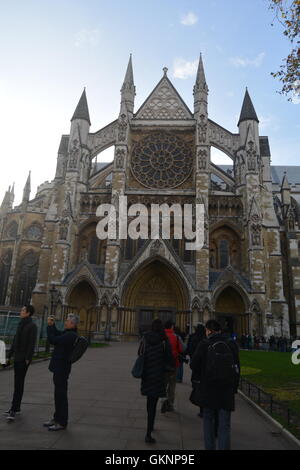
[44,313,79,431]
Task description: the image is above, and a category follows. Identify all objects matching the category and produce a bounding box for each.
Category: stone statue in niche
[247,141,257,171]
[59,218,69,240]
[288,209,295,231]
[210,251,216,268]
[198,149,207,170]
[68,139,80,169]
[198,114,207,143]
[250,216,262,246]
[118,114,128,142]
[116,149,125,169]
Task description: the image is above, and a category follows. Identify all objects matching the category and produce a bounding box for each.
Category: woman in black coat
[139,318,173,444]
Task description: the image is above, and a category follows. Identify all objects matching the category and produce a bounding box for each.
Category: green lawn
[240,350,300,438]
[240,350,300,412]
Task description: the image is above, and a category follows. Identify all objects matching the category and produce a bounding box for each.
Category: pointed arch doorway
[121,259,190,335]
[66,280,98,335]
[214,286,248,336]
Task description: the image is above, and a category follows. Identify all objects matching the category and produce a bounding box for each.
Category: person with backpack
[44,313,79,431]
[161,320,183,413]
[190,319,240,450]
[187,323,206,418]
[138,319,173,444]
[4,305,37,421]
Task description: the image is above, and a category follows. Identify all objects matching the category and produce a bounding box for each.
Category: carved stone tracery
[131,132,193,189]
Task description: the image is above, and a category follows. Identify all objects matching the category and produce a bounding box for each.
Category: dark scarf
[15,317,32,349]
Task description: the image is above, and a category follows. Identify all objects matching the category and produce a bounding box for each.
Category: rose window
[131,133,193,189]
[26,225,43,240]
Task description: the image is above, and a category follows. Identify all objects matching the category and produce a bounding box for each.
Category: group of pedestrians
[239,334,290,351]
[3,306,240,450]
[2,305,79,432]
[137,318,240,450]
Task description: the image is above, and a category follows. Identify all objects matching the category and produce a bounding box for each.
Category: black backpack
[70,336,89,364]
[205,340,236,385]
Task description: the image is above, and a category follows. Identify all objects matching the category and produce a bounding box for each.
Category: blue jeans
[203,408,231,450]
[176,362,183,382]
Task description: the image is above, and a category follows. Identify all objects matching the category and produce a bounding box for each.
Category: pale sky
[0,0,299,205]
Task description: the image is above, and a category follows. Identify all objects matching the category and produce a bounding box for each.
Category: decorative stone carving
[68,139,80,169]
[198,149,207,170]
[247,141,257,171]
[62,193,72,218]
[131,132,193,189]
[91,121,117,156]
[26,224,43,240]
[6,221,18,239]
[198,114,207,143]
[115,149,125,169]
[59,218,69,240]
[250,215,262,246]
[287,208,295,231]
[150,239,164,256]
[136,78,192,120]
[2,251,12,266]
[118,114,128,142]
[208,121,237,157]
[81,194,90,213]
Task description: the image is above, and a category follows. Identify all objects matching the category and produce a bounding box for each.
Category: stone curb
[238,389,300,449]
[0,356,50,372]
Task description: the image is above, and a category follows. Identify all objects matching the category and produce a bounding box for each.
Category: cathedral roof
[134,69,193,120]
[71,89,91,125]
[218,164,300,185]
[58,135,69,154]
[259,136,271,156]
[238,89,259,126]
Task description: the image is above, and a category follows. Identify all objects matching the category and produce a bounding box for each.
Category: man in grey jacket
[4,305,37,421]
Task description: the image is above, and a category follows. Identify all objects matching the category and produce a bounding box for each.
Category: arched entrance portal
[214,286,248,336]
[67,281,98,335]
[122,259,190,335]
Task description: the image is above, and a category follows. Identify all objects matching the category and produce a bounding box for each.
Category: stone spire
[71,89,91,125]
[281,172,291,209]
[238,88,259,126]
[193,53,208,116]
[120,54,135,116]
[22,171,31,203]
[0,186,11,212]
[9,183,14,207]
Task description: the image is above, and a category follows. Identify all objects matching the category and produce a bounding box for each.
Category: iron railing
[239,377,300,431]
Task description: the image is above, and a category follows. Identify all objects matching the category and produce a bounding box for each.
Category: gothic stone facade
[1,56,300,339]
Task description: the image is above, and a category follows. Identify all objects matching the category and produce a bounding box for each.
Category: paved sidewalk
[0,342,298,450]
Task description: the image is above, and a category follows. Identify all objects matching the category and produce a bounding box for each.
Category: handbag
[189,381,202,407]
[131,338,146,378]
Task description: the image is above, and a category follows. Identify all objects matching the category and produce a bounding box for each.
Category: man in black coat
[190,319,240,450]
[139,319,174,444]
[44,313,79,431]
[4,305,37,421]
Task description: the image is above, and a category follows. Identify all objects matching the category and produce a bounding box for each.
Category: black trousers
[53,372,69,427]
[12,361,29,412]
[146,396,159,436]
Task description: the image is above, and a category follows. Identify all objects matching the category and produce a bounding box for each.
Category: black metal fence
[239,377,300,432]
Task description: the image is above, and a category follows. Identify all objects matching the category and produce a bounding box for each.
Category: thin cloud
[291,80,300,104]
[173,58,198,79]
[259,114,280,132]
[181,12,198,26]
[230,52,266,68]
[75,29,100,47]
